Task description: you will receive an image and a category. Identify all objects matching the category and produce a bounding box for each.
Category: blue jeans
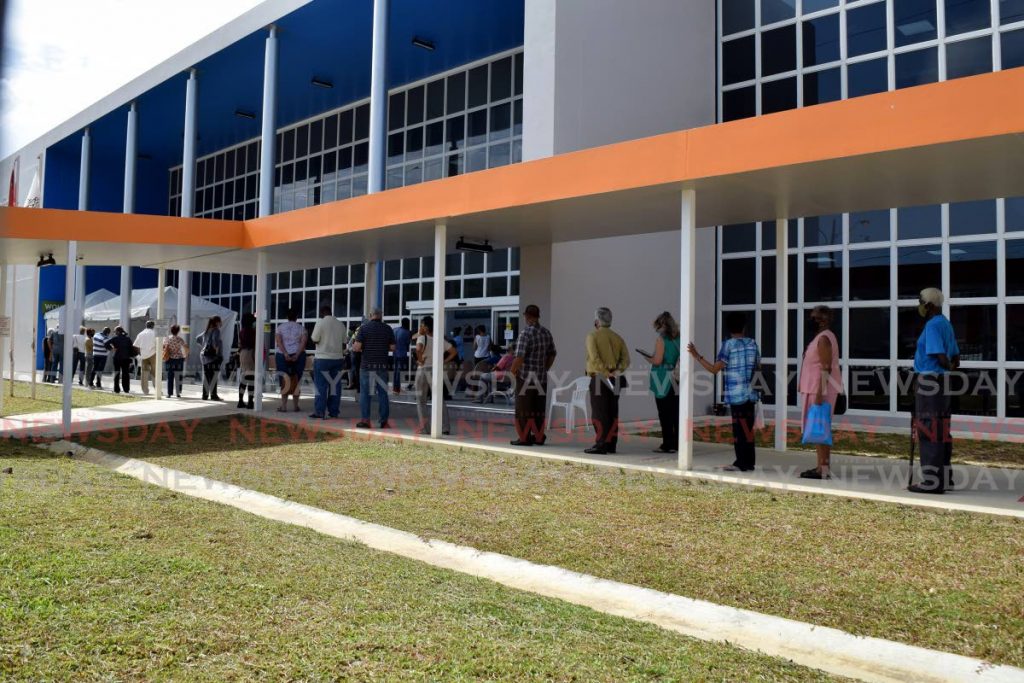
[359,367,390,423]
[313,358,344,417]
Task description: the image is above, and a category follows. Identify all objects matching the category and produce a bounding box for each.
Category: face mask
[918,304,928,318]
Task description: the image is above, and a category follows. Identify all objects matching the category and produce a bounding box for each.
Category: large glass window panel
[849,248,891,300]
[355,103,370,140]
[491,57,512,101]
[351,263,365,283]
[950,369,998,417]
[896,306,925,358]
[946,36,993,80]
[489,142,511,168]
[1007,369,1024,418]
[723,0,756,34]
[426,78,445,120]
[445,279,461,299]
[897,204,941,239]
[898,244,942,298]
[723,36,756,84]
[895,47,938,89]
[1002,29,1024,69]
[1004,0,1024,23]
[761,256,776,303]
[467,110,487,146]
[348,287,364,317]
[445,253,462,276]
[446,116,465,150]
[425,121,444,156]
[384,284,400,316]
[949,199,996,236]
[490,103,511,140]
[309,119,323,155]
[803,214,842,246]
[424,158,443,181]
[388,92,405,131]
[847,57,888,97]
[723,86,756,121]
[850,208,890,243]
[513,99,523,136]
[406,85,424,126]
[1007,197,1024,232]
[762,0,796,24]
[1007,239,1024,295]
[761,309,777,357]
[803,251,842,301]
[295,124,309,158]
[340,109,354,145]
[949,241,997,297]
[762,77,797,113]
[468,65,488,108]
[323,114,338,149]
[487,276,508,297]
[762,25,797,75]
[402,257,420,279]
[488,249,509,273]
[466,147,487,173]
[402,283,419,311]
[721,258,757,305]
[804,67,841,105]
[722,223,757,253]
[803,14,840,66]
[760,218,798,250]
[447,72,466,113]
[464,251,485,275]
[387,132,404,163]
[894,0,937,46]
[803,0,838,12]
[384,259,401,280]
[405,126,423,158]
[848,366,890,411]
[849,309,891,358]
[951,305,997,360]
[802,308,843,354]
[464,278,484,299]
[1008,305,1024,361]
[514,52,524,95]
[945,0,991,35]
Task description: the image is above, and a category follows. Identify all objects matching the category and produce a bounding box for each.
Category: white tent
[44,288,118,330]
[76,287,237,372]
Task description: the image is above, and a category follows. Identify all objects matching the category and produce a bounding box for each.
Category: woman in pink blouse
[798,305,843,479]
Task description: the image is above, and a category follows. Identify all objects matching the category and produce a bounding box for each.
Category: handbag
[801,402,833,446]
[834,392,848,416]
[753,401,766,431]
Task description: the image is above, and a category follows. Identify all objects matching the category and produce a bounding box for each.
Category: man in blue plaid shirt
[687,312,761,471]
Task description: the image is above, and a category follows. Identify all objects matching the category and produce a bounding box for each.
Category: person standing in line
[50,325,64,383]
[473,325,491,363]
[687,312,761,471]
[641,312,681,454]
[275,308,307,412]
[72,326,87,386]
[509,304,557,446]
[584,307,630,455]
[353,307,396,429]
[414,315,455,435]
[798,305,843,479]
[43,329,54,383]
[84,329,96,390]
[392,317,412,394]
[909,287,961,494]
[163,324,187,398]
[104,326,136,394]
[198,316,224,401]
[90,327,110,388]
[134,320,157,395]
[237,313,256,409]
[310,304,347,419]
[347,321,363,392]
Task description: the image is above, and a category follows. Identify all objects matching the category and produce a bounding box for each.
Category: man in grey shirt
[310,304,348,419]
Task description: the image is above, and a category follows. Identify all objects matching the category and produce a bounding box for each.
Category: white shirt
[73,333,87,354]
[134,328,157,359]
[277,321,307,355]
[474,334,491,358]
[416,334,453,369]
[310,316,348,360]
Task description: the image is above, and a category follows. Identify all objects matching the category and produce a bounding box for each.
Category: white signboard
[0,316,10,338]
[154,318,171,337]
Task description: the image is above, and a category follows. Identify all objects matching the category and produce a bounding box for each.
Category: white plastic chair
[546,376,591,433]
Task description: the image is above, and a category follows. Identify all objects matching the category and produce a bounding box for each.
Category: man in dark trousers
[509,304,557,446]
[352,308,396,428]
[584,307,630,455]
[104,326,137,395]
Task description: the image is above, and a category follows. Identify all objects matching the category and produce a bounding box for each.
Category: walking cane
[907,373,917,489]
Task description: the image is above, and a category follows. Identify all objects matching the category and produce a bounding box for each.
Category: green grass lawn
[0,380,139,418]
[81,417,1024,668]
[0,449,835,682]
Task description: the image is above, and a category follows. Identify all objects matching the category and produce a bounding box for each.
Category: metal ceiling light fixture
[411,36,435,51]
[456,237,493,253]
[234,109,256,119]
[36,253,56,268]
[310,77,334,89]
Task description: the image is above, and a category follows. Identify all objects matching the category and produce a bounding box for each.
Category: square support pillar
[678,189,697,470]
[430,221,447,438]
[62,241,79,437]
[155,269,165,401]
[254,252,268,412]
[0,265,7,414]
[775,218,789,452]
[31,266,40,399]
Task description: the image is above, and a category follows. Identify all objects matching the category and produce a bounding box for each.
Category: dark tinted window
[762,25,797,75]
[848,57,888,97]
[894,0,937,46]
[849,248,891,300]
[949,241,997,297]
[945,0,990,35]
[762,0,796,24]
[1001,29,1024,69]
[848,366,891,410]
[950,306,997,361]
[803,0,838,12]
[949,199,996,236]
[491,57,512,101]
[1003,0,1024,23]
[722,258,757,305]
[898,245,942,298]
[804,251,842,301]
[850,209,890,243]
[849,309,891,358]
[847,2,887,57]
[762,77,797,114]
[1006,239,1024,296]
[1007,197,1024,233]
[803,14,840,66]
[804,67,841,106]
[723,35,756,84]
[946,36,993,80]
[803,214,843,246]
[722,223,758,252]
[896,47,938,89]
[1008,305,1024,361]
[898,204,941,239]
[723,0,756,34]
[723,86,756,121]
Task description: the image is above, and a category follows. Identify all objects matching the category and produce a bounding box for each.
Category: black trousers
[203,364,220,399]
[514,380,547,442]
[729,400,757,470]
[89,355,107,387]
[655,390,679,451]
[112,357,132,394]
[915,378,953,492]
[72,349,86,384]
[589,377,621,449]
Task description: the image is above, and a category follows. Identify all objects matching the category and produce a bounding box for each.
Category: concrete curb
[44,439,1024,683]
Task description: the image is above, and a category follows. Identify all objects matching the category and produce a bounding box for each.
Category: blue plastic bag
[801,402,833,446]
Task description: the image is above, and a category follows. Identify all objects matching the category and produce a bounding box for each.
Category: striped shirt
[716,337,760,405]
[354,319,396,369]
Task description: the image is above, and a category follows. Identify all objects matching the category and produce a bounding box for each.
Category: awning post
[178,69,198,353]
[0,264,7,414]
[678,189,696,470]
[430,221,447,437]
[775,218,789,452]
[254,251,268,412]
[31,265,39,399]
[62,241,78,437]
[259,26,277,218]
[121,102,136,334]
[368,0,390,193]
[8,265,16,398]
[155,269,165,401]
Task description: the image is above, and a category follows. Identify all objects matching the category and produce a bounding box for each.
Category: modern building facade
[2,0,1023,428]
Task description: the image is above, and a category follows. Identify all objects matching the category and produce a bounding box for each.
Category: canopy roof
[44,288,117,322]
[2,69,1023,273]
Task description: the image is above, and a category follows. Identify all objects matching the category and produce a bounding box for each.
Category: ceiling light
[897,20,934,36]
[411,36,435,51]
[234,109,256,119]
[456,237,493,254]
[311,77,334,89]
[37,253,56,268]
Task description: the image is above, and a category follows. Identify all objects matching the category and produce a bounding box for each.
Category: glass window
[1004,0,1024,23]
[514,52,524,96]
[1007,197,1024,232]
[468,110,487,147]
[488,249,509,272]
[803,0,838,12]
[849,309,891,358]
[351,263,365,283]
[897,204,941,239]
[384,284,401,316]
[491,57,512,101]
[848,57,888,98]
[762,77,797,113]
[468,65,488,108]
[723,0,756,34]
[446,253,462,276]
[464,278,484,299]
[850,209,890,243]
[348,287,364,317]
[761,256,776,303]
[803,214,842,246]
[761,25,797,76]
[447,72,466,113]
[804,67,841,105]
[335,265,349,285]
[723,86,756,121]
[464,251,485,275]
[803,14,840,66]
[949,241,997,297]
[355,104,370,140]
[946,36,993,79]
[319,267,333,287]
[948,199,996,236]
[895,48,938,89]
[945,0,990,35]
[850,248,891,300]
[402,283,419,310]
[897,244,942,298]
[407,86,425,126]
[761,0,796,24]
[950,370,998,417]
[323,114,338,149]
[761,309,777,357]
[295,125,309,158]
[426,79,445,120]
[722,223,757,253]
[490,103,511,141]
[446,116,465,150]
[848,3,888,57]
[487,276,508,297]
[387,132,404,163]
[722,258,757,305]
[1007,368,1024,418]
[309,119,323,155]
[848,366,890,410]
[804,251,842,301]
[339,109,354,145]
[723,35,756,84]
[951,306,997,361]
[388,92,405,131]
[802,307,843,349]
[384,259,401,280]
[1005,239,1024,295]
[1008,305,1024,361]
[402,257,421,279]
[1001,29,1024,70]
[894,0,937,46]
[896,306,925,359]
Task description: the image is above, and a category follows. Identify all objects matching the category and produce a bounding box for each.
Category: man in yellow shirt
[584,307,630,455]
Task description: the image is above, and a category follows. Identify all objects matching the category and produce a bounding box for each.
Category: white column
[775,218,789,452]
[259,26,277,218]
[430,222,447,437]
[9,266,18,397]
[0,265,7,413]
[31,265,39,399]
[678,189,697,470]
[254,251,268,411]
[121,101,137,331]
[155,269,165,401]
[178,68,198,350]
[75,128,89,333]
[78,128,91,210]
[62,242,78,437]
[368,0,390,193]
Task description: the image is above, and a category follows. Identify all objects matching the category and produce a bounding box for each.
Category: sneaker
[908,484,944,495]
[309,413,325,419]
[583,446,608,455]
[356,421,371,429]
[379,421,390,429]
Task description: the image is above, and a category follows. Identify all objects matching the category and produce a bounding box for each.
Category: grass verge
[0,380,139,418]
[0,447,834,681]
[82,417,1024,668]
